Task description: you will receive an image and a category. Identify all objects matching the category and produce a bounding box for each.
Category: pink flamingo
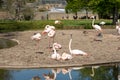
[31,33,41,49]
[42,25,56,48]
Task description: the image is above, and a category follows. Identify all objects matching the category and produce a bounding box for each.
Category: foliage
[65,0,80,14]
[66,0,120,24]
[0,19,114,33]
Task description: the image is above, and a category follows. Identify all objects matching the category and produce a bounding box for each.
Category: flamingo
[100,21,105,25]
[54,20,61,24]
[42,25,56,48]
[31,33,41,40]
[91,16,102,36]
[116,20,120,35]
[51,42,61,60]
[69,34,88,56]
[31,33,41,49]
[53,42,62,49]
[61,52,72,60]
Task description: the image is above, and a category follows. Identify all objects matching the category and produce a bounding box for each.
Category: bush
[0,19,113,33]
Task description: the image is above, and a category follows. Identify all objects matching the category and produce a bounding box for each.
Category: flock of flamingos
[31,16,120,61]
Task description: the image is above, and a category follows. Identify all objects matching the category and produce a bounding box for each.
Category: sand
[0,29,120,69]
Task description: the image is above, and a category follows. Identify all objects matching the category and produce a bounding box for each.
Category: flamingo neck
[69,39,72,54]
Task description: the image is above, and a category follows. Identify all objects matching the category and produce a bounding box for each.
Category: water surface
[0,64,120,80]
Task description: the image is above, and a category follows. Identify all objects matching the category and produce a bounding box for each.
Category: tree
[78,0,91,19]
[65,0,120,24]
[88,0,120,24]
[0,0,3,9]
[65,0,80,19]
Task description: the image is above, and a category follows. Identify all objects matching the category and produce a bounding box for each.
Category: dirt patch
[0,29,120,69]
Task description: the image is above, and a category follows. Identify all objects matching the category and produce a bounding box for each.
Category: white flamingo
[116,20,120,35]
[100,21,105,25]
[91,16,102,36]
[55,20,61,24]
[69,34,88,56]
[51,42,61,60]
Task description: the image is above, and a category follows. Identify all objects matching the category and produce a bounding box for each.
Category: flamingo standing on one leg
[31,32,41,49]
[69,34,88,56]
[91,16,102,36]
[42,25,56,48]
[61,52,73,60]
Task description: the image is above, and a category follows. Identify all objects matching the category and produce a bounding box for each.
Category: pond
[0,63,120,80]
[0,38,18,49]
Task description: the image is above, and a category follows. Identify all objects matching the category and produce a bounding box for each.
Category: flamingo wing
[93,25,102,31]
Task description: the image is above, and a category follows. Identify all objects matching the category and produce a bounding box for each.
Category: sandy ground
[0,29,120,69]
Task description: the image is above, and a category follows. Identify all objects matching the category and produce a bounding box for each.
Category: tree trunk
[112,5,118,25]
[85,8,88,19]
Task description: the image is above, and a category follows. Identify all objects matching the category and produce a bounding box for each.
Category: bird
[51,42,61,60]
[53,42,62,49]
[31,33,41,49]
[42,25,56,48]
[100,21,105,25]
[116,20,120,35]
[91,16,102,36]
[61,52,72,60]
[54,20,61,24]
[31,33,41,41]
[69,34,88,56]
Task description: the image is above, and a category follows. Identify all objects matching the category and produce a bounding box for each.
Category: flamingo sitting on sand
[61,52,72,60]
[51,42,61,60]
[69,34,88,56]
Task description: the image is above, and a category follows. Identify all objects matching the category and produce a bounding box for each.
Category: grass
[0,19,115,33]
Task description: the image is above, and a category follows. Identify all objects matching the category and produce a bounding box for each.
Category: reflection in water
[90,66,100,77]
[0,38,18,49]
[0,64,120,80]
